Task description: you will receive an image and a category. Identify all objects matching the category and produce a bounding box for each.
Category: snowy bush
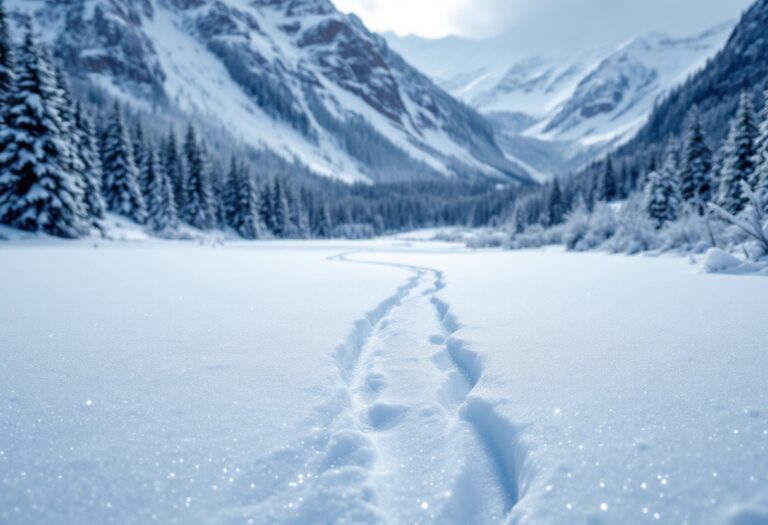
[466,230,511,249]
[603,196,659,254]
[507,224,563,250]
[561,203,592,251]
[562,202,617,251]
[432,228,473,243]
[710,182,768,260]
[657,206,721,254]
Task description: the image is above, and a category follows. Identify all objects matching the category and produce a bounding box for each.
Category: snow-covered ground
[1,240,766,524]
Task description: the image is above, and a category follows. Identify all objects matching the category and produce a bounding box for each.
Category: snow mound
[703,248,744,272]
[702,248,768,275]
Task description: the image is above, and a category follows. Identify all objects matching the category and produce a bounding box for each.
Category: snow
[702,248,768,276]
[143,3,370,184]
[1,240,767,524]
[704,247,746,272]
[8,0,522,184]
[0,241,405,524]
[388,23,734,149]
[359,247,768,524]
[528,26,736,147]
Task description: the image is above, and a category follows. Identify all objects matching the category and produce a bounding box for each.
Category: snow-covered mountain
[388,23,734,179]
[4,0,529,184]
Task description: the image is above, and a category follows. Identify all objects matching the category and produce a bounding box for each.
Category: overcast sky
[334,0,754,44]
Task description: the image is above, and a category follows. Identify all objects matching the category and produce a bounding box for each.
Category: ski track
[220,251,526,524]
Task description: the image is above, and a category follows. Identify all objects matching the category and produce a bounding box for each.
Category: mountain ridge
[5,0,530,184]
[387,21,735,179]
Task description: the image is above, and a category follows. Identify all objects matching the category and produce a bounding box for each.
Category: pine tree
[51,64,75,133]
[259,180,273,229]
[132,122,146,190]
[645,146,681,229]
[718,92,758,214]
[548,178,565,225]
[754,82,768,212]
[163,128,185,207]
[51,64,88,213]
[73,102,106,222]
[222,159,239,227]
[0,20,87,237]
[288,185,309,238]
[231,162,263,239]
[313,200,333,238]
[142,143,178,233]
[181,125,214,229]
[596,155,618,202]
[211,160,228,229]
[0,0,14,102]
[101,101,146,223]
[680,105,713,212]
[269,177,291,237]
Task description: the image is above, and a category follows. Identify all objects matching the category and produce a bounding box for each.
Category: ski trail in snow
[220,251,525,524]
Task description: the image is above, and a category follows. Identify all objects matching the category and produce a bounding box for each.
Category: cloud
[333,0,472,38]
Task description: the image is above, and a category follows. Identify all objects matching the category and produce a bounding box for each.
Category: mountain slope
[534,26,735,145]
[388,23,734,178]
[628,0,768,152]
[6,0,529,184]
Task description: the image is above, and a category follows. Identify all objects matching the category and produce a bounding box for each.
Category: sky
[333,0,755,42]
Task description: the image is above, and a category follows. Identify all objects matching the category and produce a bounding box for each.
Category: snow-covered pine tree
[269,177,291,237]
[211,160,228,229]
[51,64,75,132]
[101,101,146,223]
[312,200,332,238]
[259,180,273,229]
[135,139,152,203]
[547,178,565,225]
[132,122,146,190]
[50,64,88,210]
[718,92,758,214]
[0,0,13,101]
[142,142,178,234]
[0,1,13,220]
[645,145,682,229]
[680,105,713,212]
[233,162,263,239]
[754,82,768,212]
[288,185,309,238]
[223,158,238,228]
[596,155,618,202]
[0,20,88,237]
[181,125,214,230]
[73,102,106,222]
[162,129,185,209]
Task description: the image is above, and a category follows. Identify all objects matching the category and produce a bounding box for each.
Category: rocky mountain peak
[5,0,527,183]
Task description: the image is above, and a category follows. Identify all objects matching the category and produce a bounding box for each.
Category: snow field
[1,240,767,524]
[0,242,405,524]
[220,252,522,523]
[359,248,768,525]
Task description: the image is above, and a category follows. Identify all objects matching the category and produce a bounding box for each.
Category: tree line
[498,85,768,251]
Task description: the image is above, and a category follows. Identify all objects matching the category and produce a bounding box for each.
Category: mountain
[628,0,768,153]
[4,0,529,184]
[387,23,734,179]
